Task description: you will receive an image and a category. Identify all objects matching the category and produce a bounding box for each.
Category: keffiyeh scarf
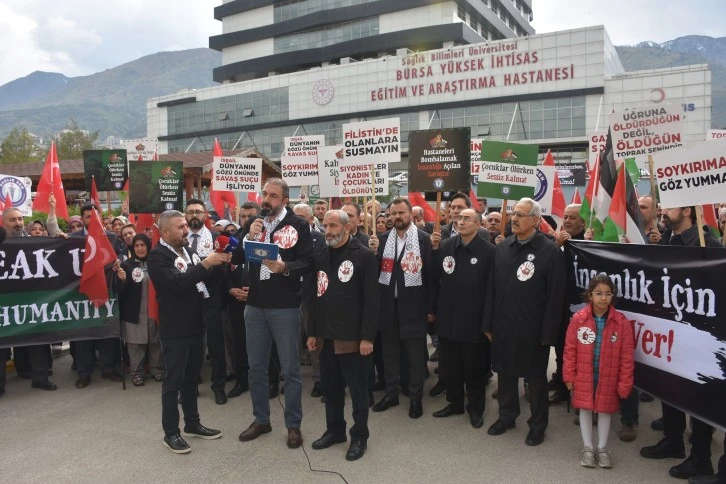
[378,222,423,287]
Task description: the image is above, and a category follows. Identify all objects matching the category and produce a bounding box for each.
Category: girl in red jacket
[564,274,634,469]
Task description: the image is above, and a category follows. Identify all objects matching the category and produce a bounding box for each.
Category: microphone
[247,207,271,241]
[214,234,239,253]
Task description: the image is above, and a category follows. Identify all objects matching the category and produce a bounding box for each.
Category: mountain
[0,48,221,141]
[617,35,726,128]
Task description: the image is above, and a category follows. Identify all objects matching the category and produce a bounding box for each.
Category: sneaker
[619,423,638,442]
[580,447,596,468]
[597,448,613,468]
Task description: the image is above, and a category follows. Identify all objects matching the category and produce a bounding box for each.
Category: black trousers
[368,331,385,390]
[0,348,9,388]
[440,337,490,415]
[662,402,713,460]
[11,345,52,382]
[228,302,250,385]
[204,301,226,391]
[497,373,548,431]
[76,338,117,377]
[161,334,204,437]
[382,303,426,401]
[320,340,370,442]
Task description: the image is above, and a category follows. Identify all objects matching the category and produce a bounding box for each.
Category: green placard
[83,149,128,191]
[477,141,539,199]
[129,160,183,213]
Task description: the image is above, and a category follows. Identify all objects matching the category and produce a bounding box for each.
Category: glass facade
[274,0,380,23]
[274,17,379,54]
[167,88,289,136]
[434,96,586,140]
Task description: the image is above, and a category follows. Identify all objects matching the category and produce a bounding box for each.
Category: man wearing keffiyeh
[369,198,434,419]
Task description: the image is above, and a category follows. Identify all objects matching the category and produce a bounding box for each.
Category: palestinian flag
[701,204,721,238]
[602,165,645,244]
[543,149,566,222]
[580,155,604,240]
[594,127,618,223]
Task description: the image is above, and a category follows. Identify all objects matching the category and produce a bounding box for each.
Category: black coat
[376,226,433,339]
[147,244,213,339]
[483,231,565,377]
[659,224,723,248]
[309,237,379,343]
[231,208,314,309]
[430,235,496,343]
[115,258,149,324]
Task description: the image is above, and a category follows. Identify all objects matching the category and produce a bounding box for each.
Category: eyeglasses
[511,212,533,218]
[186,210,205,216]
[592,292,614,298]
[459,217,477,224]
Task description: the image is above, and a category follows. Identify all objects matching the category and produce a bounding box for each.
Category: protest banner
[316,145,342,198]
[408,128,470,193]
[342,118,400,166]
[128,161,183,213]
[565,240,726,430]
[0,175,33,216]
[281,135,325,186]
[0,237,119,348]
[83,150,129,191]
[556,161,588,186]
[212,156,262,193]
[476,140,539,200]
[609,105,684,168]
[339,163,389,197]
[470,138,484,185]
[588,130,607,170]
[122,139,158,161]
[706,129,726,141]
[652,140,726,208]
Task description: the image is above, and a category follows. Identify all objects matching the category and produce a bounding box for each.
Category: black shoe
[432,403,465,418]
[311,381,322,398]
[372,395,399,412]
[640,392,655,402]
[548,388,569,405]
[409,400,423,419]
[429,379,446,397]
[75,376,90,389]
[346,440,367,461]
[525,429,545,446]
[213,388,227,405]
[225,372,236,382]
[651,417,664,431]
[183,423,222,440]
[368,392,374,408]
[269,383,279,399]
[688,475,725,484]
[31,380,58,391]
[640,438,686,459]
[470,413,484,429]
[429,348,440,362]
[101,371,122,382]
[227,382,248,398]
[669,455,714,479]
[164,432,191,454]
[311,432,346,450]
[372,380,386,391]
[488,419,515,436]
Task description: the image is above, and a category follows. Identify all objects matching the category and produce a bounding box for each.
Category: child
[564,274,634,469]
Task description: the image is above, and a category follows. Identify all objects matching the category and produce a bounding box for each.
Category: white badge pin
[443,256,455,274]
[174,257,187,273]
[516,261,535,281]
[527,254,535,261]
[577,327,596,345]
[470,257,478,265]
[131,267,144,283]
[338,260,354,282]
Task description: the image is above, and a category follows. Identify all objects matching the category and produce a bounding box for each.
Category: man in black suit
[148,210,231,454]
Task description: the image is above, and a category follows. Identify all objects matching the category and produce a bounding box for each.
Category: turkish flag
[79,208,117,307]
[33,142,69,220]
[209,138,237,218]
[90,176,101,210]
[148,224,160,322]
[543,149,566,219]
[408,192,436,222]
[469,189,481,212]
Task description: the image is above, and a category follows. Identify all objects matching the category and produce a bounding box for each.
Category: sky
[0,0,725,86]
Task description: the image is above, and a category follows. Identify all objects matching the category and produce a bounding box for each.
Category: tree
[0,127,40,164]
[55,119,99,160]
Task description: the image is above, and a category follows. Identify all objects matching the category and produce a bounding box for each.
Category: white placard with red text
[609,105,684,168]
[212,157,262,193]
[339,163,389,197]
[342,118,400,166]
[281,135,325,186]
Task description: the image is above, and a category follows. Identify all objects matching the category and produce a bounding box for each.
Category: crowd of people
[1,180,725,483]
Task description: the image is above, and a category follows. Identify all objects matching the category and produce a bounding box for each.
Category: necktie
[191,233,199,252]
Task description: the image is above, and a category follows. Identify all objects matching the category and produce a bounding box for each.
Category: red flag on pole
[469,189,481,212]
[4,190,12,208]
[79,208,117,307]
[90,176,101,210]
[571,188,582,205]
[543,150,567,219]
[408,192,437,222]
[209,139,237,218]
[33,142,69,220]
[148,224,160,322]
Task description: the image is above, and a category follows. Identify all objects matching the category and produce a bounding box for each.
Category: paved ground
[0,348,722,484]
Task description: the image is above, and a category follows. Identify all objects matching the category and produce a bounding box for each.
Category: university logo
[501,185,511,196]
[433,178,444,189]
[429,134,448,148]
[0,176,29,207]
[533,169,547,202]
[135,143,145,151]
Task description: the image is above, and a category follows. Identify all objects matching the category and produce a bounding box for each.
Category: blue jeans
[244,306,302,429]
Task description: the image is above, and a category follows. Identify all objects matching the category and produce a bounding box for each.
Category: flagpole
[588,153,601,230]
[435,192,442,234]
[370,165,377,234]
[363,195,369,235]
[695,206,706,248]
[647,154,658,201]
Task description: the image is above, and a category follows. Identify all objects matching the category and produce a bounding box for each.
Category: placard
[476,141,539,200]
[609,105,684,168]
[83,149,128,191]
[408,128,470,192]
[339,163,389,197]
[588,130,607,169]
[122,139,158,161]
[470,138,484,185]
[212,156,262,192]
[316,146,342,198]
[706,129,726,141]
[128,161,183,213]
[342,118,400,166]
[0,175,32,216]
[281,135,325,186]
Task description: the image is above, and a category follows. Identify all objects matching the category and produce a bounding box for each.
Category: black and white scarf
[378,223,423,287]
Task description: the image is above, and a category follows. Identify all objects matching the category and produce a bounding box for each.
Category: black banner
[129,160,183,214]
[0,237,119,348]
[565,241,726,430]
[83,149,129,191]
[556,161,587,186]
[408,128,470,193]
